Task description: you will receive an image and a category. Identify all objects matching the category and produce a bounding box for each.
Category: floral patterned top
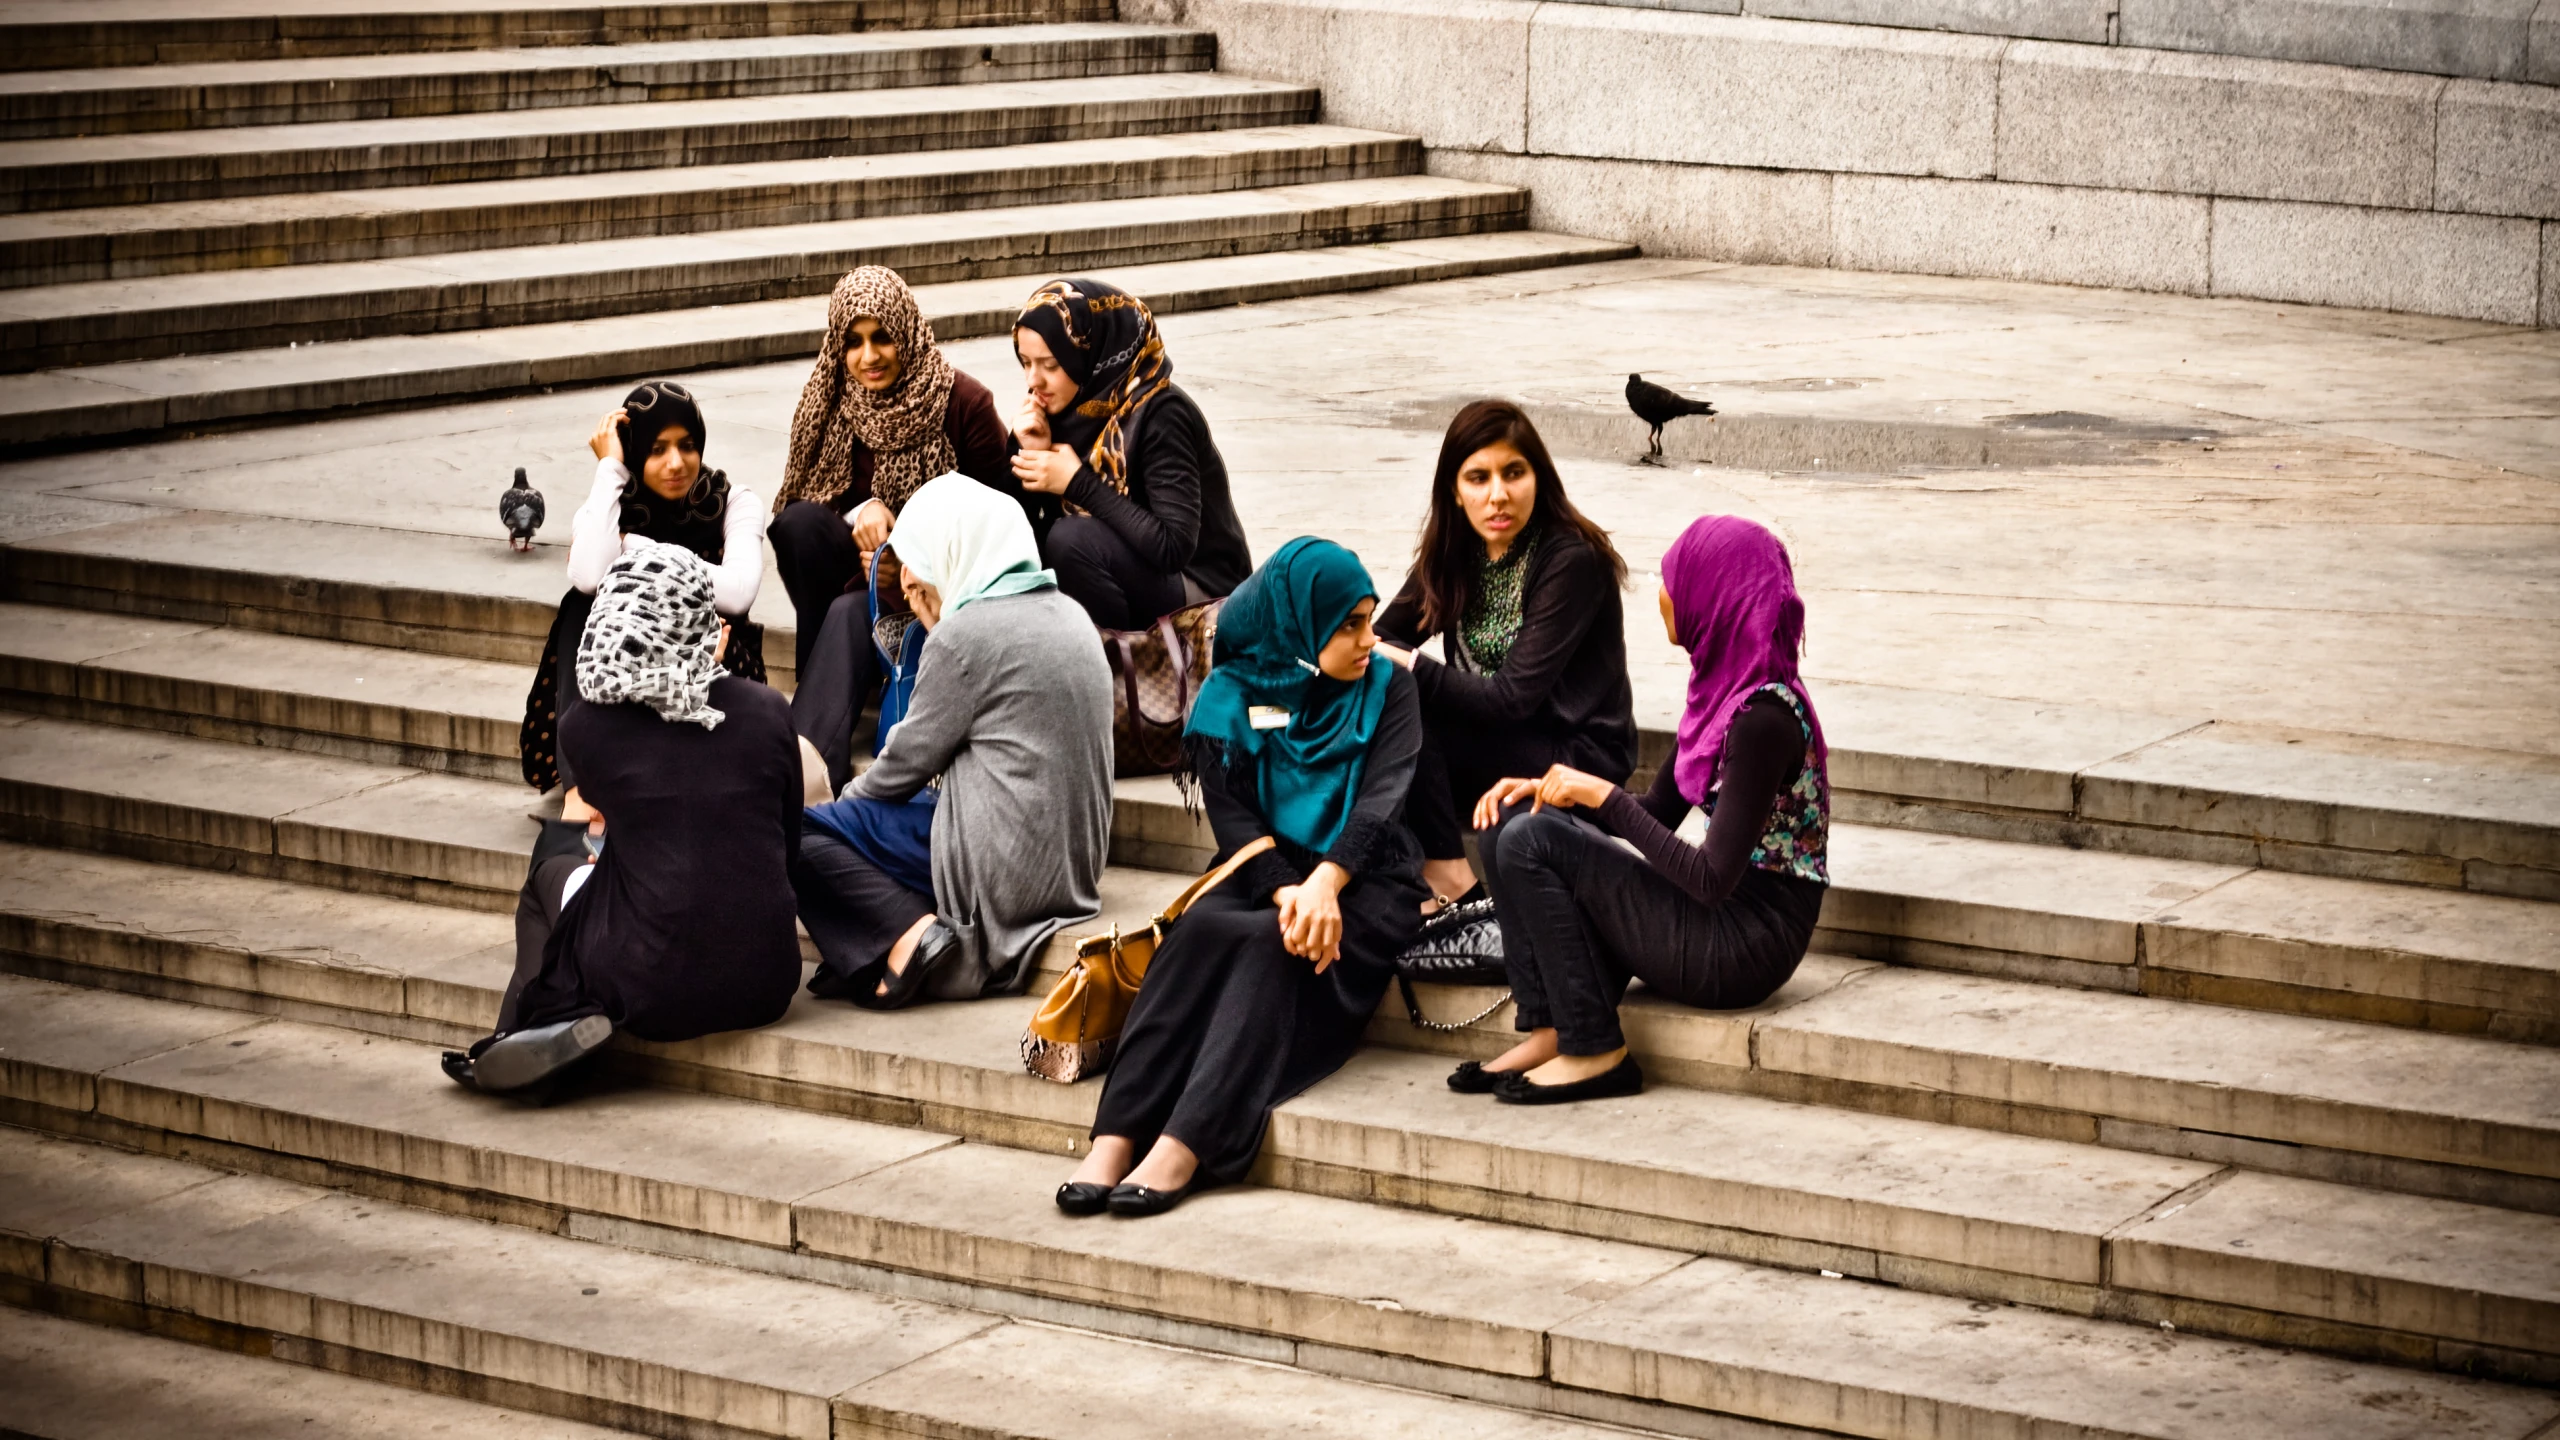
[1458,528,1543,674]
[1704,681,1829,884]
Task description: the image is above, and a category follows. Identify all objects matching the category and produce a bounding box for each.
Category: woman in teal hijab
[1058,537,1429,1218]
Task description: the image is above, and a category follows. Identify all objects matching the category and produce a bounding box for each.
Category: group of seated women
[456,265,1829,1222]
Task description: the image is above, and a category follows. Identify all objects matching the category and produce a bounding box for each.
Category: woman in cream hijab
[793,475,1116,1008]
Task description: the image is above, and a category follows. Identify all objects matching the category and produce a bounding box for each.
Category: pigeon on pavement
[499,467,545,552]
[1625,374,1717,462]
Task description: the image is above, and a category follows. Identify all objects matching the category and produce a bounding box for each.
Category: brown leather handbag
[1021,836,1276,1083]
[1100,598,1220,778]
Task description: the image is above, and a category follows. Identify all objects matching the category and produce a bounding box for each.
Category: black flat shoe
[1494,1056,1644,1106]
[1055,1181,1114,1216]
[472,1014,614,1092]
[853,920,959,1010]
[440,1050,481,1090]
[1106,1176,1209,1217]
[1446,1060,1508,1094]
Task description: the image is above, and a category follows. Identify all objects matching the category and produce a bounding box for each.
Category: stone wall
[1127,0,2560,325]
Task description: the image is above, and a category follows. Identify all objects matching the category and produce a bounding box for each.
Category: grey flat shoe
[471,1014,613,1092]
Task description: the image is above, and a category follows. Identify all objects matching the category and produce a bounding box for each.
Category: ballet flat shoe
[856,920,959,1011]
[1055,1181,1114,1216]
[470,1014,614,1093]
[1106,1177,1207,1217]
[1446,1060,1505,1094]
[1493,1055,1644,1106]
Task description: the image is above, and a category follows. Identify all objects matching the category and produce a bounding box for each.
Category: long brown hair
[1409,399,1625,633]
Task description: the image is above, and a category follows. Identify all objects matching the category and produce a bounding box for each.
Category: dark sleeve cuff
[1063,466,1107,509]
[1235,849,1304,900]
[1319,812,1397,878]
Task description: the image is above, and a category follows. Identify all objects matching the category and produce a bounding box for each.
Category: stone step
[0,232,1632,447]
[0,124,1422,287]
[0,1306,651,1439]
[0,70,1317,215]
[2,1126,1768,1440]
[1,0,1115,72]
[3,175,1526,370]
[6,970,2559,1393]
[5,614,2550,1048]
[0,22,1216,138]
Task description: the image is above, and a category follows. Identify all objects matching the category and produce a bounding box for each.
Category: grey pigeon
[1626,374,1716,460]
[499,467,545,552]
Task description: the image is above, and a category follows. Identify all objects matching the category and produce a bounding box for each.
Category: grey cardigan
[849,585,1113,999]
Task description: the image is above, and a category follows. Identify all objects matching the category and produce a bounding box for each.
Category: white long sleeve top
[565,456,765,617]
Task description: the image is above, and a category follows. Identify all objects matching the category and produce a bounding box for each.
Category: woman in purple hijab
[1454,514,1830,1105]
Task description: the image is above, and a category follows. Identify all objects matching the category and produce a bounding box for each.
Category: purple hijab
[1663,515,1826,805]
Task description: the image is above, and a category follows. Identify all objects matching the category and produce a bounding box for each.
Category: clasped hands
[1470,764,1613,832]
[1009,397,1082,495]
[1273,861,1349,972]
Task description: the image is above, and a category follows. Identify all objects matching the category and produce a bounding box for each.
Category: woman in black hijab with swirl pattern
[1009,278,1251,629]
[519,379,769,794]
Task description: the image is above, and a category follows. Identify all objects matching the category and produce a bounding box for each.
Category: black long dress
[1091,664,1428,1184]
[501,676,805,1043]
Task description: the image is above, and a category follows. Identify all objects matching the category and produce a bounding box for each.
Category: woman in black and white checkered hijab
[576,544,729,730]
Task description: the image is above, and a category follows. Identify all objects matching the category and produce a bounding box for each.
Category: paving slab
[0,1306,644,1440]
[1759,967,2560,1179]
[1549,1253,2560,1440]
[1811,680,2203,815]
[0,968,258,1115]
[11,1137,1002,1440]
[2117,1168,2560,1354]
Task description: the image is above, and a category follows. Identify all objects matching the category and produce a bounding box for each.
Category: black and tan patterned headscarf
[1013,277,1173,496]
[576,545,728,730]
[777,267,958,516]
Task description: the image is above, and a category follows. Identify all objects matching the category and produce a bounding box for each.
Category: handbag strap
[1397,973,1515,1033]
[1156,835,1276,926]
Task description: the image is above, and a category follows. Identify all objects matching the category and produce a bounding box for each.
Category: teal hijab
[1186,537,1393,855]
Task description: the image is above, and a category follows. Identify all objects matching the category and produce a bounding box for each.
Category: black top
[534,676,806,1042]
[1593,690,1808,908]
[1196,664,1427,902]
[824,371,1013,514]
[1376,527,1637,783]
[1008,385,1252,599]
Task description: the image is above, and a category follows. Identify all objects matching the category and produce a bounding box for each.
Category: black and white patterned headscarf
[575,544,727,729]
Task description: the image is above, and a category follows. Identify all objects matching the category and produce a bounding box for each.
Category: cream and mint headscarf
[886,473,1055,615]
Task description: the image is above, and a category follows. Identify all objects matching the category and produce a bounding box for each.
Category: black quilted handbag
[1392,897,1510,1031]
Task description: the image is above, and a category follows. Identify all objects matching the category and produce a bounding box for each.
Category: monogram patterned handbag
[1100,598,1220,778]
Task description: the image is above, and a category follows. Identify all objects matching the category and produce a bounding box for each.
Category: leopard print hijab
[777,267,958,515]
[575,545,728,730]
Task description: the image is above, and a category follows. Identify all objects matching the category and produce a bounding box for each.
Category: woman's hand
[1013,395,1052,450]
[1533,764,1614,812]
[849,498,893,560]
[1274,862,1348,971]
[1011,444,1081,496]
[1374,642,1414,668]
[1472,776,1542,831]
[588,409,627,466]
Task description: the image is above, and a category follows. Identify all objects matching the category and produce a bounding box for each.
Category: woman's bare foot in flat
[1524,1045,1629,1086]
[1068,1135,1136,1189]
[877,912,938,998]
[1484,1028,1559,1077]
[1122,1134,1199,1192]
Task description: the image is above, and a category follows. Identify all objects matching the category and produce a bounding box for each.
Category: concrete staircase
[2,496,2559,1434]
[0,0,1633,449]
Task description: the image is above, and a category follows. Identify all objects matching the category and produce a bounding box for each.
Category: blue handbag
[869,548,928,753]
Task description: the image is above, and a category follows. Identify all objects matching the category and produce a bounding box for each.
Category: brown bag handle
[1159,835,1276,924]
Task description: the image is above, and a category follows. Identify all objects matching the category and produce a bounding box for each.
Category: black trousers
[1479,806,1824,1055]
[790,829,934,1000]
[769,500,863,676]
[1404,723,1581,863]
[501,849,592,1033]
[1091,880,1405,1184]
[790,590,879,794]
[1047,514,1188,631]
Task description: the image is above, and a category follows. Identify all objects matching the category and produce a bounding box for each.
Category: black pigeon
[1626,374,1716,461]
[499,467,545,552]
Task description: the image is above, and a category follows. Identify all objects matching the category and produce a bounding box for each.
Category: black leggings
[769,500,863,676]
[789,590,879,794]
[790,829,934,1000]
[1479,806,1824,1055]
[1047,514,1188,631]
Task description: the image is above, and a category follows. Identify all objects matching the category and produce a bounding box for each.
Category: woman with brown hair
[1375,400,1636,906]
[769,266,1010,783]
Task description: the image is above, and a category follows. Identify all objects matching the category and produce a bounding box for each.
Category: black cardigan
[1376,526,1637,783]
[1005,385,1252,600]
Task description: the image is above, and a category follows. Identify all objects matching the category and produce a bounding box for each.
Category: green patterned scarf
[1459,528,1542,674]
